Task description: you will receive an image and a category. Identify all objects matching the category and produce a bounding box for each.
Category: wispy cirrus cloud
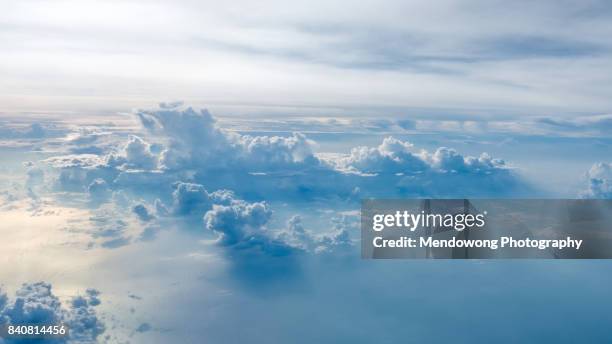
[2,1,612,116]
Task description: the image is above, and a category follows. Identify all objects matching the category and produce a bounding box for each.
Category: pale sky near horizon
[2,0,612,117]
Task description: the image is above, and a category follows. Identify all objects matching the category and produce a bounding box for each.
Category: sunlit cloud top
[2,0,612,116]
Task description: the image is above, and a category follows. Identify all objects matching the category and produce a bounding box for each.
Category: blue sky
[1,1,612,343]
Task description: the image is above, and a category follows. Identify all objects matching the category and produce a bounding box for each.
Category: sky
[2,0,612,117]
[1,1,612,344]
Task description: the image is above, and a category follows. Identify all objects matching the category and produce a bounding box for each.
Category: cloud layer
[42,104,530,204]
[3,1,612,117]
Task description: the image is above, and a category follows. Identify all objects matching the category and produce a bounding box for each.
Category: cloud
[106,135,159,171]
[135,322,152,333]
[535,114,612,137]
[336,136,506,175]
[277,215,351,253]
[170,182,214,216]
[202,192,354,256]
[337,137,428,173]
[4,1,612,117]
[582,162,612,198]
[88,178,111,202]
[140,106,528,198]
[204,200,273,247]
[85,207,144,249]
[396,119,416,130]
[33,104,531,257]
[25,163,44,187]
[0,282,104,343]
[132,203,155,222]
[0,123,50,140]
[137,105,321,172]
[40,105,531,208]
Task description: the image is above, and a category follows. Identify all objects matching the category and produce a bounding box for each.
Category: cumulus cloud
[204,200,273,247]
[582,162,612,198]
[338,137,428,174]
[327,136,525,197]
[137,106,235,170]
[171,182,213,216]
[0,282,104,343]
[36,104,531,252]
[136,105,321,172]
[39,104,529,216]
[105,135,158,171]
[336,136,505,175]
[203,193,353,255]
[277,215,351,253]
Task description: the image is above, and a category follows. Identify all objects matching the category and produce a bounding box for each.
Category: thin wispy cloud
[2,0,612,116]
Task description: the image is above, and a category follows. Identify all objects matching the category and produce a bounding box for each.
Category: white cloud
[277,215,351,253]
[205,200,272,247]
[203,197,352,255]
[2,1,612,116]
[337,137,428,173]
[40,105,530,205]
[106,135,158,171]
[582,162,612,198]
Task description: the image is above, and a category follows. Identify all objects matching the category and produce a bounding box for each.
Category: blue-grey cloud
[0,282,104,344]
[132,203,155,222]
[582,162,612,198]
[0,123,51,140]
[536,114,612,136]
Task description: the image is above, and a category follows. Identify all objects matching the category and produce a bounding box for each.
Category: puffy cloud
[171,182,213,216]
[136,105,321,172]
[582,162,612,198]
[337,136,506,176]
[37,105,531,247]
[1,283,64,331]
[105,135,158,170]
[65,292,105,343]
[204,200,272,247]
[428,148,504,173]
[277,215,351,253]
[137,106,236,170]
[39,105,530,215]
[238,133,320,170]
[338,137,428,174]
[84,290,100,307]
[0,282,104,343]
[203,193,353,255]
[150,181,235,217]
